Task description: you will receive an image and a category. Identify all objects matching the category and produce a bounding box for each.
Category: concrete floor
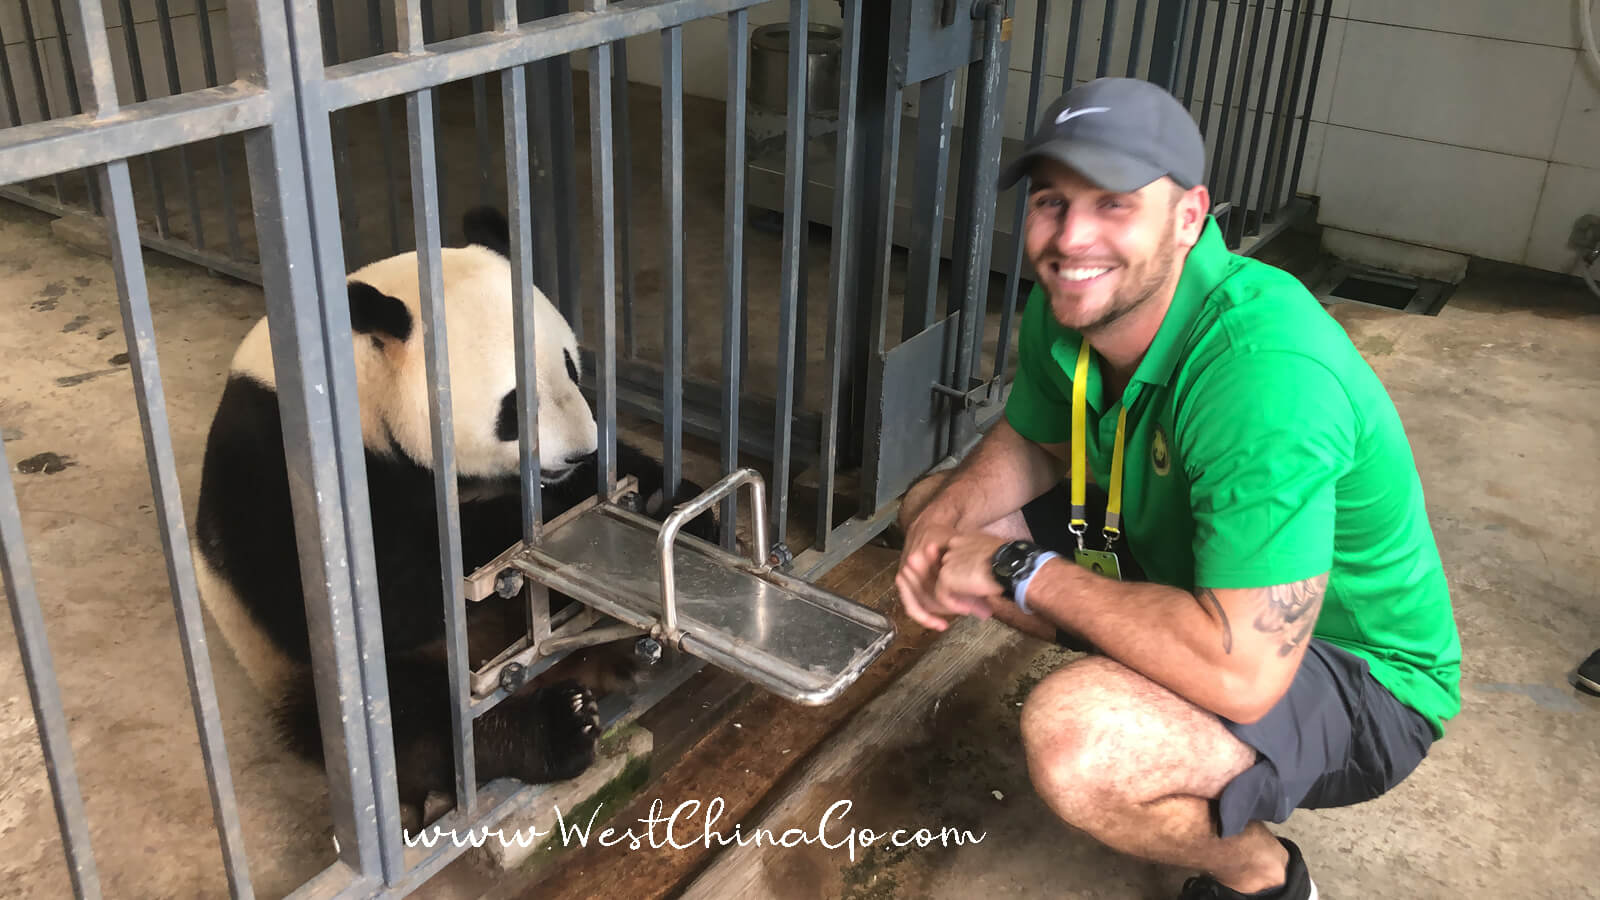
[672,266,1600,899]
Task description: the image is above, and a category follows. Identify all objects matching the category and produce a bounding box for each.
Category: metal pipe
[720,8,749,552]
[768,0,809,551]
[814,0,861,553]
[662,24,685,503]
[656,468,769,643]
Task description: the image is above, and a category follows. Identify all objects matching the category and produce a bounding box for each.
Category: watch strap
[1013,550,1059,615]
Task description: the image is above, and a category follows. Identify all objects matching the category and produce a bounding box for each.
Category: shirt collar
[1129,214,1235,389]
[1043,214,1235,412]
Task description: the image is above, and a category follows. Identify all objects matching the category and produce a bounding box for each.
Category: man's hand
[895,519,987,632]
[933,532,1010,612]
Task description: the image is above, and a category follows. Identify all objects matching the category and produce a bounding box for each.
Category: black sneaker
[1176,837,1318,900]
[1577,648,1600,696]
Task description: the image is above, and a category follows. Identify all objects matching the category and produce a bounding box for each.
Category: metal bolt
[635,637,663,665]
[493,569,524,598]
[499,661,528,693]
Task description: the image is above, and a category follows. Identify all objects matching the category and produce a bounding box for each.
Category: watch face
[993,541,1039,583]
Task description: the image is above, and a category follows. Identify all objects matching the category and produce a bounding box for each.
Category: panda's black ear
[462,206,510,259]
[348,281,412,345]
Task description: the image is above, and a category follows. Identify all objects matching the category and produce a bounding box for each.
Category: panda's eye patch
[496,391,518,442]
[565,351,580,385]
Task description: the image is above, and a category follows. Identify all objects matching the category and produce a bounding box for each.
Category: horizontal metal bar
[0,185,263,284]
[0,85,272,187]
[317,0,768,111]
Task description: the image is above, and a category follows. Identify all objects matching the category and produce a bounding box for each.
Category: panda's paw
[536,679,601,781]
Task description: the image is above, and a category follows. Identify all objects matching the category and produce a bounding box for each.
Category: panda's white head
[229,214,598,482]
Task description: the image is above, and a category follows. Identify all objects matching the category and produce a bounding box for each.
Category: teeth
[1059,266,1111,282]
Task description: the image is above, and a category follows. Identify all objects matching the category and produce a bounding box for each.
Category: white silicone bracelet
[1013,550,1060,615]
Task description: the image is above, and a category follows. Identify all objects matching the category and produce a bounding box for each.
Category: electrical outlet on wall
[1570,214,1600,252]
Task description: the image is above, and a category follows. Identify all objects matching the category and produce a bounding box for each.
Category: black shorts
[1019,482,1437,837]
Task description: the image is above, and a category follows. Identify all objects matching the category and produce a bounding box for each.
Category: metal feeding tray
[506,469,896,706]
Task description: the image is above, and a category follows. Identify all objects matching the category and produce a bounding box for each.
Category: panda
[192,206,715,828]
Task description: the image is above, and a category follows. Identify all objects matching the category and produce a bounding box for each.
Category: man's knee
[1019,657,1137,816]
[1018,655,1256,820]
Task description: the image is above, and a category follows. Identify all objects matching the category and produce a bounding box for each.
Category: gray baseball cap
[998,77,1206,193]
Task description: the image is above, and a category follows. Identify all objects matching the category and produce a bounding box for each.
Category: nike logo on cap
[1056,106,1110,124]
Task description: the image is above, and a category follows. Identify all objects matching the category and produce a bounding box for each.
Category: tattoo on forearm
[1195,588,1232,654]
[1253,574,1328,657]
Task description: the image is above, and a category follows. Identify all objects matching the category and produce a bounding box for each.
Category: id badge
[1074,548,1122,581]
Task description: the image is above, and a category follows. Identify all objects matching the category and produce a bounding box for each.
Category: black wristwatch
[991,540,1045,599]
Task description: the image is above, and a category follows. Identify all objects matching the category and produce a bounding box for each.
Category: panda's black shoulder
[462,206,511,259]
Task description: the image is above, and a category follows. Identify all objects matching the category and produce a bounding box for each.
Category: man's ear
[1176,182,1211,247]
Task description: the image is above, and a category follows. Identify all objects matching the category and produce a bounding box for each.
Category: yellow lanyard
[1070,340,1126,552]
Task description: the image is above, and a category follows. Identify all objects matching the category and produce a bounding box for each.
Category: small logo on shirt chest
[1151,425,1172,477]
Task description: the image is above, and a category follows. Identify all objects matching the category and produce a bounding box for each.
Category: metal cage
[0,0,1331,896]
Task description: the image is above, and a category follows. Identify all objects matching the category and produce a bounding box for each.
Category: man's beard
[1053,224,1180,335]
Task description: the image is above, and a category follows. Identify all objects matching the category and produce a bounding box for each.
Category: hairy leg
[1021,655,1291,893]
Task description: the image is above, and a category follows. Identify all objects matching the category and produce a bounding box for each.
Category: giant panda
[192,206,715,827]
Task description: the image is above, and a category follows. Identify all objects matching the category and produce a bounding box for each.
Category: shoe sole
[1577,672,1600,696]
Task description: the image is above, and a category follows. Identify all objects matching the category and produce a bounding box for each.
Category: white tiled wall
[1308,0,1600,274]
[650,0,1600,274]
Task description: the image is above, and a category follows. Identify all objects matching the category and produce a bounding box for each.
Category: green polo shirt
[1005,216,1461,738]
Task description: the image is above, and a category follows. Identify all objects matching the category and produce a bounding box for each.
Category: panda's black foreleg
[382,654,602,820]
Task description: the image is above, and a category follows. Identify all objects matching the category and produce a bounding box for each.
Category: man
[895,77,1462,900]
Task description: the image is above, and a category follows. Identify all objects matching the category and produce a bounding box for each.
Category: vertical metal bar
[17,0,67,201]
[468,0,492,208]
[814,0,860,551]
[1146,0,1190,92]
[1125,0,1149,78]
[1,453,102,900]
[99,157,258,900]
[152,0,206,250]
[769,0,809,550]
[661,25,685,501]
[493,0,550,650]
[1219,0,1265,231]
[53,0,253,893]
[397,0,475,818]
[613,40,638,359]
[721,9,749,552]
[948,1,1009,454]
[1206,0,1251,191]
[994,0,1051,395]
[192,0,243,261]
[1195,0,1225,141]
[419,0,449,236]
[1096,0,1119,78]
[47,0,99,214]
[853,2,904,507]
[1061,0,1086,88]
[234,0,405,878]
[319,1,362,258]
[1181,0,1208,108]
[0,14,24,126]
[1286,0,1334,208]
[588,0,618,498]
[1262,0,1310,218]
[112,0,171,238]
[1236,0,1286,242]
[367,0,403,255]
[902,72,955,341]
